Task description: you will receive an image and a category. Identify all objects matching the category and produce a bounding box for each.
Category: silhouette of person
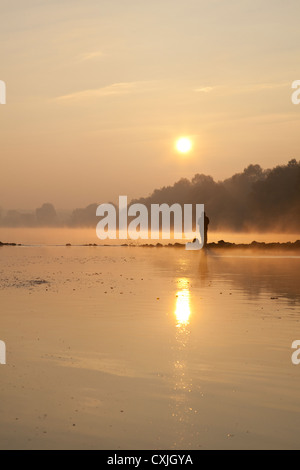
[203,212,210,247]
[186,211,210,251]
[197,212,210,248]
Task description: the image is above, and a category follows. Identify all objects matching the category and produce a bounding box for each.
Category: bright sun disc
[176,137,192,154]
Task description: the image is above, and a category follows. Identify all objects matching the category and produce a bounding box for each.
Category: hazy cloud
[194,86,215,93]
[194,82,289,97]
[240,81,290,94]
[77,51,105,62]
[56,81,156,102]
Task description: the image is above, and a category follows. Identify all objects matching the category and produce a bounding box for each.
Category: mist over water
[1,161,299,236]
[0,227,299,246]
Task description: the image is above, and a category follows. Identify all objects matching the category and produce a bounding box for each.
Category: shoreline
[0,241,21,247]
[1,239,300,251]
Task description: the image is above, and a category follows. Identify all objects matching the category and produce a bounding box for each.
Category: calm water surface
[0,246,300,449]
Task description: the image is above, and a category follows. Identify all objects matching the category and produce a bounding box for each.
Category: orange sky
[1,0,300,209]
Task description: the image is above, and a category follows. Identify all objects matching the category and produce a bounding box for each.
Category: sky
[0,0,300,210]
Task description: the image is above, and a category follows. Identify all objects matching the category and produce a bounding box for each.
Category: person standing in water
[198,212,210,248]
[203,212,210,247]
[186,211,210,250]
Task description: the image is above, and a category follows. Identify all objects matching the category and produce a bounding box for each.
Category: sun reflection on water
[175,280,191,328]
[172,278,194,447]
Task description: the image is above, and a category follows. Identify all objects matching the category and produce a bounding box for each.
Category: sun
[176,137,192,154]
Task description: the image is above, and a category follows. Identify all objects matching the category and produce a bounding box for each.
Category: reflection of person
[199,249,209,283]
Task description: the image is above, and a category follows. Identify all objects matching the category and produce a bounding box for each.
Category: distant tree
[1,160,299,232]
[70,203,99,227]
[36,203,57,226]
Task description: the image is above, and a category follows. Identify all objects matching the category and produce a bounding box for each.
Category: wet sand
[0,246,300,449]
